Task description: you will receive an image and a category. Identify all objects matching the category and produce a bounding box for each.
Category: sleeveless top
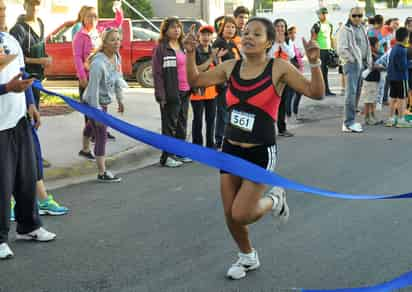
[225,59,281,145]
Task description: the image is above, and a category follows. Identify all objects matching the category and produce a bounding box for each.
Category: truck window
[48,25,74,44]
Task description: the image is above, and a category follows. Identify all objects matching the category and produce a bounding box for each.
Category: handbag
[327,49,340,68]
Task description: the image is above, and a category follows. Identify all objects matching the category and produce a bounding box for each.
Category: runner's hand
[5,73,34,93]
[302,37,320,64]
[28,104,41,129]
[183,24,197,54]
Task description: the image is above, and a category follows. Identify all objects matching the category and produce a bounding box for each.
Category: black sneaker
[78,150,95,161]
[278,131,294,137]
[326,92,336,96]
[97,171,122,183]
[107,132,116,141]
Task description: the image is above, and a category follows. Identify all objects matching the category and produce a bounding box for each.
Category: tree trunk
[365,0,376,16]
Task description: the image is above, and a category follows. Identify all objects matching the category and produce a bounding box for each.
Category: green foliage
[40,92,79,105]
[98,0,153,19]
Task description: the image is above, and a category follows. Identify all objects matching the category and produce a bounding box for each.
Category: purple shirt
[175,51,190,91]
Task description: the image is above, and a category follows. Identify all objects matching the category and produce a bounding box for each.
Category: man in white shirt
[0,0,56,260]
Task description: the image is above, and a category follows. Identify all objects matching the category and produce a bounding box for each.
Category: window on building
[188,0,195,3]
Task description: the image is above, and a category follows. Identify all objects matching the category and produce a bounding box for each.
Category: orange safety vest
[190,63,218,101]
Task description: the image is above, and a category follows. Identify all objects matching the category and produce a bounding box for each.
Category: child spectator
[190,25,218,148]
[385,27,412,127]
[361,37,383,125]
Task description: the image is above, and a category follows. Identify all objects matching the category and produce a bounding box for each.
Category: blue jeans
[343,62,362,127]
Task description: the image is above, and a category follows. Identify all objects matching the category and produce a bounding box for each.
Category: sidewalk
[39,84,348,184]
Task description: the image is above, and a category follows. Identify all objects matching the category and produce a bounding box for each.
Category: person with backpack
[311,7,336,96]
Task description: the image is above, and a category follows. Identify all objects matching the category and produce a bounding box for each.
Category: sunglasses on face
[352,14,363,18]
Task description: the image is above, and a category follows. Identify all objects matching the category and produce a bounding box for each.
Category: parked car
[45,19,156,88]
[132,18,207,33]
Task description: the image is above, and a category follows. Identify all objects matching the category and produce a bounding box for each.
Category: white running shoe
[163,157,183,168]
[226,249,260,280]
[0,243,14,259]
[342,123,363,133]
[267,186,290,224]
[16,227,56,242]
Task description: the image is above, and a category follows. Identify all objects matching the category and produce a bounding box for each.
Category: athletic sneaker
[266,186,290,224]
[342,123,363,133]
[97,171,122,183]
[0,243,13,260]
[176,156,193,163]
[163,157,183,168]
[107,132,116,141]
[39,195,69,216]
[385,117,397,127]
[10,199,15,222]
[227,249,260,280]
[78,150,95,161]
[395,118,412,128]
[16,227,56,242]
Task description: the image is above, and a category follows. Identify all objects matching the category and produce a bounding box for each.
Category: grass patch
[40,92,80,105]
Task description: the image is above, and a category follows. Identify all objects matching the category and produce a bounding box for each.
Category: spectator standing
[361,37,382,126]
[71,5,88,39]
[152,17,193,167]
[268,18,295,137]
[405,17,412,112]
[0,0,56,260]
[337,7,372,133]
[190,25,218,148]
[311,7,336,96]
[73,3,123,161]
[233,6,249,48]
[288,26,305,121]
[385,27,412,127]
[212,16,241,148]
[10,0,51,109]
[82,28,125,181]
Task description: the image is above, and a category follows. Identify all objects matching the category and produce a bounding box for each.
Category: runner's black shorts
[220,140,277,175]
[389,80,408,99]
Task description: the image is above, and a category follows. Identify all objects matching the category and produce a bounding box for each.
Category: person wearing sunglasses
[337,7,372,133]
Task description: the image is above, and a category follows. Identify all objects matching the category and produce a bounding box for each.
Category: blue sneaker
[10,200,15,222]
[39,194,69,216]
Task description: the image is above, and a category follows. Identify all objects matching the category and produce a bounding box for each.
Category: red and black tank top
[225,59,281,145]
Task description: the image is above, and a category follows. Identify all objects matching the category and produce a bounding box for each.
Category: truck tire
[136,60,153,88]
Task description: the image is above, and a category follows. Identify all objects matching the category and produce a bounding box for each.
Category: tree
[385,0,401,7]
[98,0,153,19]
[365,0,376,16]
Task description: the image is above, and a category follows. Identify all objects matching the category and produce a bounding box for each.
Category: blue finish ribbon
[34,81,412,291]
[302,269,412,291]
[33,81,412,200]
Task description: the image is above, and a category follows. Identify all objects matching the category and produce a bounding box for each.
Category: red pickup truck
[45,19,156,88]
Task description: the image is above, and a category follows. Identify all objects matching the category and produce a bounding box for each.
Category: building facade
[150,0,253,24]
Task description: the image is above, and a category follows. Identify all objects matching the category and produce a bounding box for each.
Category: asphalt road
[2,117,412,292]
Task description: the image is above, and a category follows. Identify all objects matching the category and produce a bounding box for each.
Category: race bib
[230,110,255,132]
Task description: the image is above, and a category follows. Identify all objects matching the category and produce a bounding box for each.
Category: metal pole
[120,0,160,32]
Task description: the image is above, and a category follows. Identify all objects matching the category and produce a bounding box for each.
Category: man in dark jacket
[10,0,51,108]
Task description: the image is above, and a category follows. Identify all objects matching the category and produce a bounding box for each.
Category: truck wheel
[136,61,153,88]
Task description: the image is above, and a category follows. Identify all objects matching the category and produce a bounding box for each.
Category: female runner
[184,18,324,279]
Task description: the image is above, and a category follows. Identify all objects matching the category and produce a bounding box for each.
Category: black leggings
[191,99,217,148]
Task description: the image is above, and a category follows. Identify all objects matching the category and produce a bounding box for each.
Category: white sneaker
[342,123,363,133]
[266,186,290,224]
[16,227,56,242]
[226,249,260,280]
[163,157,183,168]
[176,157,193,163]
[0,243,14,259]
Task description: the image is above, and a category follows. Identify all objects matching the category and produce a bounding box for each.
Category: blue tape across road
[34,81,412,291]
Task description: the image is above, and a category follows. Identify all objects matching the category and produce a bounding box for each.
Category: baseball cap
[199,25,214,34]
[318,7,328,14]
